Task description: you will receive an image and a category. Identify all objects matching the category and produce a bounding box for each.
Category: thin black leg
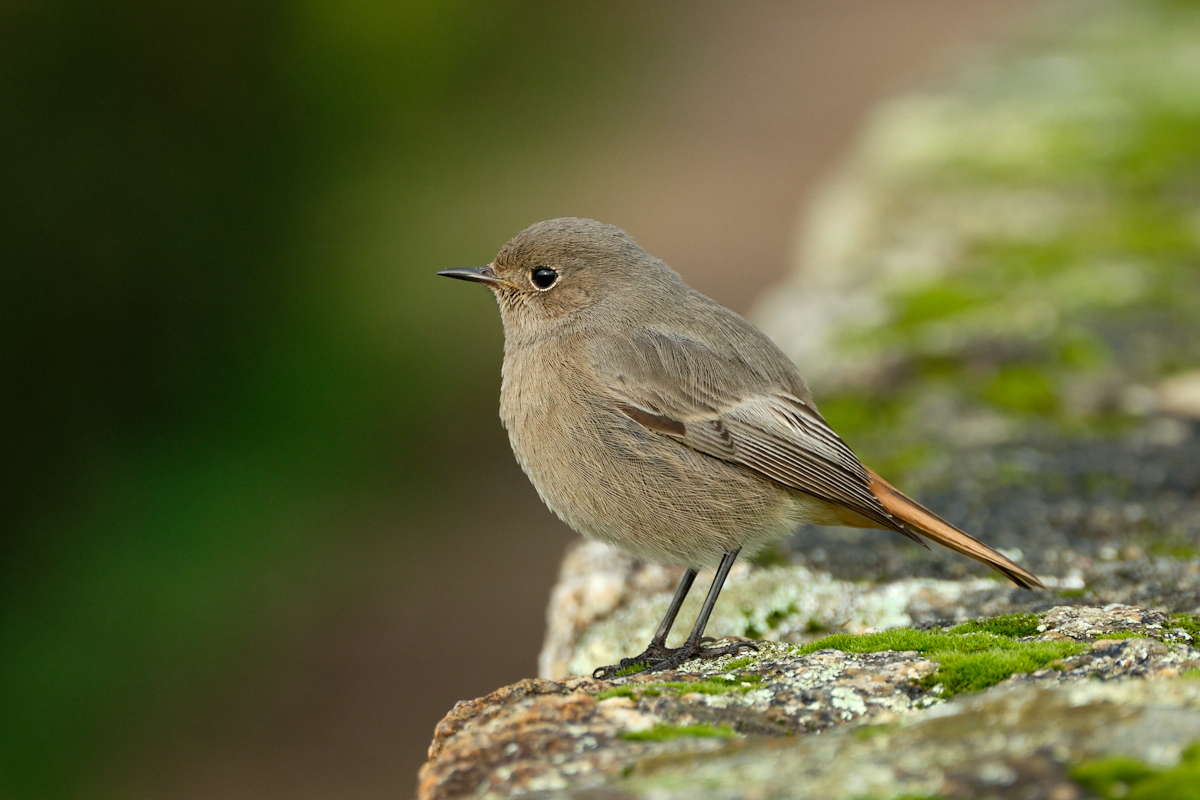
[592,567,697,680]
[680,549,740,647]
[592,550,757,679]
[651,567,698,646]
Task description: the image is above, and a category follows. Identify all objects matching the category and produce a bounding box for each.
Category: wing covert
[593,329,896,530]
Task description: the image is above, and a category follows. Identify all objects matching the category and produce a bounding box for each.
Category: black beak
[436,266,501,286]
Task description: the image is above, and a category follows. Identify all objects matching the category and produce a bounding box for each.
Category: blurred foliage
[1071,743,1200,800]
[0,0,679,796]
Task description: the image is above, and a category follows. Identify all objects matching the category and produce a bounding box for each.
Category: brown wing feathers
[864,467,1045,590]
[600,331,1043,591]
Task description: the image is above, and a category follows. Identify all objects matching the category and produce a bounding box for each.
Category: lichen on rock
[419,605,1200,799]
[617,677,1200,800]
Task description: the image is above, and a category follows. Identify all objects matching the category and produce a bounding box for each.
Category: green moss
[1056,334,1110,370]
[1170,613,1200,641]
[615,662,649,677]
[863,444,937,486]
[1149,542,1200,561]
[722,656,757,671]
[921,642,1083,696]
[743,601,801,639]
[1092,631,1154,640]
[1182,669,1200,680]
[948,613,1042,638]
[894,284,985,329]
[766,604,797,630]
[1071,743,1200,800]
[656,676,761,695]
[610,685,662,698]
[1058,588,1090,599]
[816,396,903,442]
[621,723,736,741]
[1084,473,1133,498]
[993,460,1036,487]
[1071,758,1159,798]
[802,40,1200,468]
[983,365,1059,416]
[747,545,788,568]
[796,624,1084,698]
[854,722,899,740]
[795,627,969,656]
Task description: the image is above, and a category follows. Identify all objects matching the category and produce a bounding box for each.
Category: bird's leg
[593,567,697,679]
[647,548,758,672]
[591,550,758,680]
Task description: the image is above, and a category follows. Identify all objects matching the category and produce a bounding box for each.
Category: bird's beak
[436,266,502,286]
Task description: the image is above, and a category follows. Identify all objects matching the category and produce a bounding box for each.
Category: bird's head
[437,217,684,339]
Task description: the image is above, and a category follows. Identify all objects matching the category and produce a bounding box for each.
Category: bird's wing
[592,328,898,531]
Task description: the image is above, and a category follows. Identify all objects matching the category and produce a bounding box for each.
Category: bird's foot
[591,638,758,680]
[646,638,760,674]
[591,641,675,680]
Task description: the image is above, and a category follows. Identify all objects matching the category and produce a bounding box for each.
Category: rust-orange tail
[865,467,1045,590]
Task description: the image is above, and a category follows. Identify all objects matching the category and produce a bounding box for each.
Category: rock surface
[421,1,1200,797]
[419,605,1200,799]
[616,678,1200,800]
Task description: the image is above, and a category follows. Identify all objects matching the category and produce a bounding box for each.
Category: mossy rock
[421,605,1200,800]
[750,0,1200,589]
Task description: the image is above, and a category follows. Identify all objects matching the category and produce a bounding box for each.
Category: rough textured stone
[613,679,1200,800]
[781,425,1200,589]
[420,605,1200,799]
[541,542,1200,680]
[544,540,1007,679]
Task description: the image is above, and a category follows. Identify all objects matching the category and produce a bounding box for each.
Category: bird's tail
[865,467,1045,590]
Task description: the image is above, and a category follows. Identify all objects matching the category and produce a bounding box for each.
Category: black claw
[591,637,761,679]
[593,659,651,680]
[592,642,676,679]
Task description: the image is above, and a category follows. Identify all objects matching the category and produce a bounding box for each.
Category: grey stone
[613,678,1200,800]
[421,604,1200,799]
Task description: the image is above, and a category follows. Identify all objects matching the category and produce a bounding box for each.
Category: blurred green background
[0,1,1026,797]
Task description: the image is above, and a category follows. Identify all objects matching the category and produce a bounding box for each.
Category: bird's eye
[531,268,558,289]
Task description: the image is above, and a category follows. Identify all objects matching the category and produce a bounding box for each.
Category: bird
[437,217,1044,678]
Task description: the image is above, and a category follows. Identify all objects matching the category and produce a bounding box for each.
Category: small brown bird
[439,217,1043,678]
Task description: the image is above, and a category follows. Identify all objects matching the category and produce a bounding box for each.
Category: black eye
[531,268,558,289]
